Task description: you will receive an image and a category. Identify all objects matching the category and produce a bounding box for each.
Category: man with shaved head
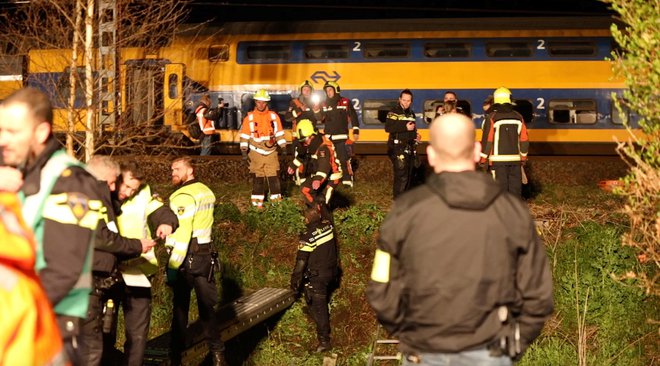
[367,113,553,365]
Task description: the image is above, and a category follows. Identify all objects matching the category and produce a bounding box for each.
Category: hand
[140,238,156,253]
[415,133,421,142]
[312,180,321,190]
[166,268,178,285]
[521,160,527,167]
[0,167,23,192]
[406,121,416,131]
[156,224,173,239]
[290,272,303,295]
[352,133,360,142]
[287,166,295,175]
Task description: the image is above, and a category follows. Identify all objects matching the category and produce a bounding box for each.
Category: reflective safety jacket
[385,103,417,144]
[196,102,215,135]
[296,219,337,273]
[320,94,360,140]
[480,103,529,165]
[166,179,215,270]
[290,133,342,184]
[240,108,286,155]
[0,192,67,366]
[118,185,178,278]
[20,140,101,319]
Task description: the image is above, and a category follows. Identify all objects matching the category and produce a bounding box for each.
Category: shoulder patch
[62,168,72,178]
[177,206,185,216]
[67,193,90,220]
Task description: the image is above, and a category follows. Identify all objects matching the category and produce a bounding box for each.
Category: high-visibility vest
[166,181,215,270]
[20,149,98,319]
[117,185,162,277]
[0,192,67,366]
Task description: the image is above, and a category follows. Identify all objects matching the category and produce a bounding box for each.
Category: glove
[290,257,307,295]
[280,147,288,156]
[311,179,321,190]
[166,268,178,285]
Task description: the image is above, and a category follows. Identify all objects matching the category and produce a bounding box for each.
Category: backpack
[186,106,203,139]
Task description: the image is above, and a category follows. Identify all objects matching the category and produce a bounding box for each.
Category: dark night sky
[188,0,614,23]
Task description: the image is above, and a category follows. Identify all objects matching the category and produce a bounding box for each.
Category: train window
[364,42,409,58]
[168,74,178,99]
[424,42,470,58]
[547,41,596,56]
[246,44,291,60]
[548,100,597,124]
[512,99,534,123]
[208,45,229,62]
[423,100,472,123]
[363,99,398,125]
[57,66,86,103]
[486,42,532,57]
[304,44,350,59]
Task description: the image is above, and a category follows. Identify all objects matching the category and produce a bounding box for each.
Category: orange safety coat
[0,192,67,366]
[239,108,286,155]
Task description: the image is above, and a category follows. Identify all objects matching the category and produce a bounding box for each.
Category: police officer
[290,206,338,353]
[320,81,360,187]
[286,80,321,185]
[385,89,419,198]
[0,88,103,365]
[166,157,225,366]
[111,161,178,366]
[81,155,157,366]
[480,87,529,197]
[240,89,287,208]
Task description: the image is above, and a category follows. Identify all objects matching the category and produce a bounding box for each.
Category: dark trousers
[200,134,214,156]
[170,252,223,358]
[56,315,82,366]
[305,269,335,342]
[388,143,416,198]
[331,139,352,184]
[492,164,522,198]
[80,292,104,366]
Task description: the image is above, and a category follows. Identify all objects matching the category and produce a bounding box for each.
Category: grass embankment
[120,177,657,365]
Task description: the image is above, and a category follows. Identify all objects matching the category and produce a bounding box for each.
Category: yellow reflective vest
[166,180,215,270]
[117,185,162,278]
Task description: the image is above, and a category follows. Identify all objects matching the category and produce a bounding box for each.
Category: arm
[165,193,196,270]
[518,113,529,162]
[366,205,406,335]
[480,116,495,164]
[274,115,287,148]
[312,145,331,185]
[239,115,251,154]
[347,99,360,140]
[39,167,102,306]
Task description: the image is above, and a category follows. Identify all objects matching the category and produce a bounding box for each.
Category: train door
[164,63,184,131]
[122,60,164,127]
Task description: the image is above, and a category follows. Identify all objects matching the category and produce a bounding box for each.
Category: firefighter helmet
[299,80,314,92]
[297,119,317,139]
[323,81,340,93]
[253,89,271,101]
[493,87,512,104]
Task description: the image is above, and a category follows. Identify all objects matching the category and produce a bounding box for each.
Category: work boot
[315,338,332,353]
[211,351,228,366]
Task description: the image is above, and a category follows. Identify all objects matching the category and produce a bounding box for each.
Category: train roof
[177,17,618,36]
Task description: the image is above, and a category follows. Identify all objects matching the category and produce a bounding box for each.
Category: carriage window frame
[547,40,596,57]
[424,42,471,58]
[611,98,629,125]
[304,43,350,60]
[245,43,291,61]
[208,44,229,62]
[486,41,532,57]
[512,99,535,124]
[548,99,598,125]
[362,99,398,125]
[364,42,410,59]
[423,99,472,124]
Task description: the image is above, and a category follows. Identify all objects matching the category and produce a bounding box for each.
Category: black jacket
[21,139,103,307]
[480,103,529,165]
[366,171,553,354]
[296,219,337,273]
[320,94,360,137]
[385,103,417,143]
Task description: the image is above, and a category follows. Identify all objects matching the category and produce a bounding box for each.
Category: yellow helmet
[493,87,512,104]
[254,89,271,101]
[297,119,317,139]
[323,81,340,93]
[299,80,314,92]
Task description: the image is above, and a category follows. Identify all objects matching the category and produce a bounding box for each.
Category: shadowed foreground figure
[367,113,553,366]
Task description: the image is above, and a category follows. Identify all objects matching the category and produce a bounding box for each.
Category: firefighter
[320,81,360,187]
[480,87,529,197]
[165,157,225,366]
[290,206,338,353]
[240,89,287,208]
[0,191,67,366]
[285,80,322,185]
[110,161,178,366]
[0,88,103,365]
[385,89,419,198]
[287,119,342,219]
[81,155,156,366]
